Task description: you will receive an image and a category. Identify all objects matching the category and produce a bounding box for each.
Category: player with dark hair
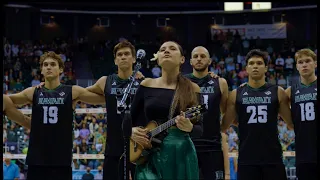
[130,41,203,180]
[86,40,143,180]
[221,49,294,180]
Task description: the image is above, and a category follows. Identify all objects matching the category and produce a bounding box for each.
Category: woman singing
[130,41,203,180]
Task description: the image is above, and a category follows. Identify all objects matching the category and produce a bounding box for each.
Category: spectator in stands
[96,114,106,125]
[277,74,287,88]
[267,74,277,85]
[95,138,104,154]
[237,66,248,83]
[209,62,219,75]
[277,119,287,140]
[3,152,20,180]
[151,64,161,78]
[286,130,295,151]
[74,136,82,145]
[14,79,23,92]
[12,44,19,57]
[89,118,99,137]
[266,44,274,55]
[13,59,21,77]
[31,75,41,87]
[3,124,7,143]
[275,54,284,73]
[94,166,103,180]
[88,145,100,169]
[242,38,250,54]
[284,55,294,74]
[6,124,18,153]
[227,126,239,150]
[4,40,11,58]
[82,167,94,180]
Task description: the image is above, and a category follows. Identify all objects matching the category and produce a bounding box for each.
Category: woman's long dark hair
[161,41,199,113]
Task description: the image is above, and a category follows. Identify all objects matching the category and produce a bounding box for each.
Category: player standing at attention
[8,52,105,180]
[184,46,230,180]
[221,49,294,180]
[3,94,31,129]
[285,49,317,180]
[85,40,142,180]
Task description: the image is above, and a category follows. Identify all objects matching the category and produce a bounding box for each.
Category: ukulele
[130,104,207,164]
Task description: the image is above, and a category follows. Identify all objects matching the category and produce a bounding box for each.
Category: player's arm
[72,86,105,105]
[278,86,294,130]
[86,76,107,96]
[3,95,31,129]
[8,87,35,105]
[221,132,230,179]
[219,78,229,116]
[221,89,237,133]
[285,87,291,108]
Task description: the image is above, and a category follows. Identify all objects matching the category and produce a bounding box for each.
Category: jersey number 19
[43,106,58,124]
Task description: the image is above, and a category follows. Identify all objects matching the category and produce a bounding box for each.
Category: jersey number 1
[43,106,58,124]
[247,105,268,124]
[299,102,315,121]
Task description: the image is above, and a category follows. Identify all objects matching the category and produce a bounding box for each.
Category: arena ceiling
[6,2,317,11]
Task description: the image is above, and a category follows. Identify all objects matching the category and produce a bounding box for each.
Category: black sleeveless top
[130,85,203,139]
[185,74,222,152]
[291,80,317,164]
[27,84,73,166]
[104,74,142,156]
[236,83,283,165]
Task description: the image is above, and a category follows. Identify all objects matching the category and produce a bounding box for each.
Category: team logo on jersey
[215,171,224,180]
[315,88,317,91]
[134,81,139,86]
[40,92,43,96]
[112,82,117,86]
[265,91,271,95]
[59,92,65,96]
[243,92,248,95]
[208,80,214,85]
[295,90,300,94]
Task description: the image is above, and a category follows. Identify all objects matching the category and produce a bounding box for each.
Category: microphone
[136,49,146,61]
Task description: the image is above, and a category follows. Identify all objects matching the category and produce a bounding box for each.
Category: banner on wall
[210,23,287,39]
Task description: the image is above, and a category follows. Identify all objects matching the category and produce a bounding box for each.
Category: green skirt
[135,128,199,180]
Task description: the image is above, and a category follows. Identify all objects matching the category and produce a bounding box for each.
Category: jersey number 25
[247,105,268,124]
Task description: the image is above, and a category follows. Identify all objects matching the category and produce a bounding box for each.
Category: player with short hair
[86,40,143,180]
[221,49,294,180]
[184,46,230,180]
[8,51,105,180]
[285,49,317,180]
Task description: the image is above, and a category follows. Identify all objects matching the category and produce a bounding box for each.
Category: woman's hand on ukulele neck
[132,127,151,148]
[175,111,194,132]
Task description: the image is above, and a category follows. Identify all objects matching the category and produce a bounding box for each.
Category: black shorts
[237,164,287,180]
[103,155,136,180]
[26,165,72,180]
[197,151,225,180]
[296,163,317,180]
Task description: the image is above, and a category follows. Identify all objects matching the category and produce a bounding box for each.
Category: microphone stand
[119,62,141,180]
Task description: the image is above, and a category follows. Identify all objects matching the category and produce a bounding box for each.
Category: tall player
[86,40,142,180]
[221,49,294,180]
[8,52,105,180]
[3,94,31,129]
[285,49,317,180]
[184,46,230,180]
